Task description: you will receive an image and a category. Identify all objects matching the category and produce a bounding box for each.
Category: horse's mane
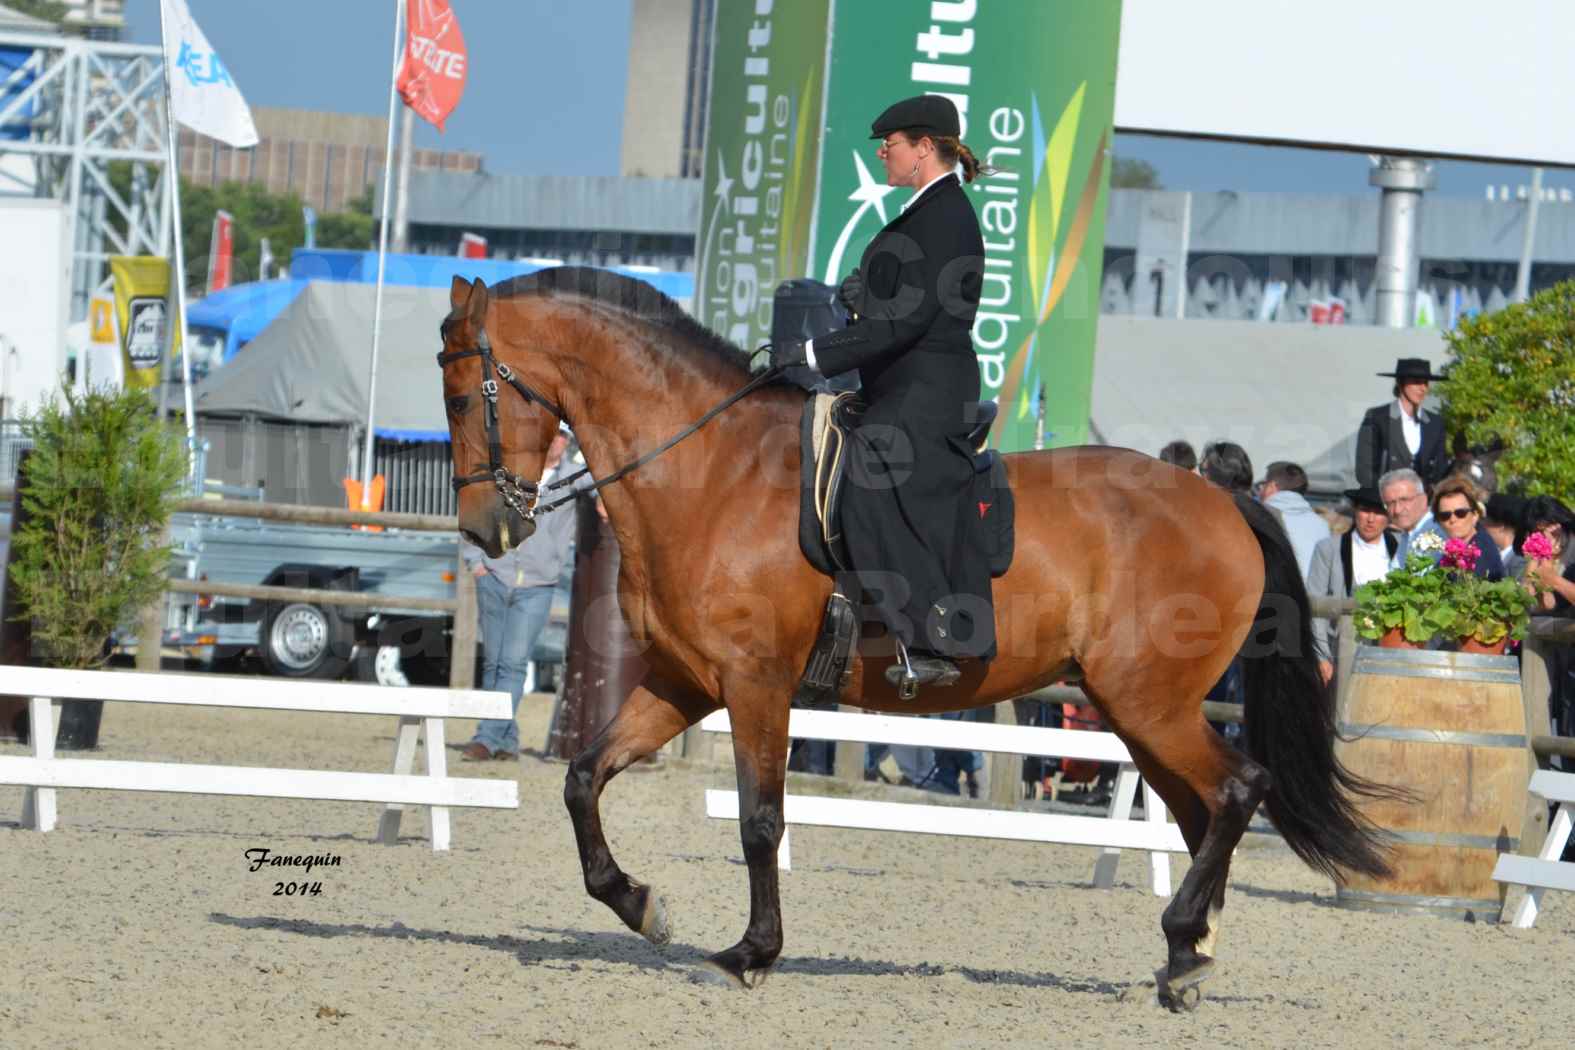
[491,267,758,381]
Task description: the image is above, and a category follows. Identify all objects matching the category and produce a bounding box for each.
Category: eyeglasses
[1383,492,1423,508]
[1436,507,1476,521]
[878,136,905,153]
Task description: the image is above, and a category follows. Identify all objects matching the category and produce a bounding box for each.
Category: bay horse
[434,268,1391,1009]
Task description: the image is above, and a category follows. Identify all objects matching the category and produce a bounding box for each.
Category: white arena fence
[702,708,1187,896]
[1493,769,1575,928]
[0,666,518,852]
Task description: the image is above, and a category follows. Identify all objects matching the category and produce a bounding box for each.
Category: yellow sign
[108,256,181,390]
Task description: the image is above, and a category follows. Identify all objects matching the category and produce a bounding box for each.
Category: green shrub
[1442,279,1575,497]
[11,387,187,669]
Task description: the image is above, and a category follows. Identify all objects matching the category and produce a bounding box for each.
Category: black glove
[837,269,863,314]
[773,338,810,370]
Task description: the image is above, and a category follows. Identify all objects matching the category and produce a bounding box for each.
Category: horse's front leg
[564,683,715,944]
[698,677,791,989]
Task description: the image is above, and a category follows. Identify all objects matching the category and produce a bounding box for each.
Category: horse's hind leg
[697,678,790,990]
[564,683,716,945]
[1089,695,1270,1011]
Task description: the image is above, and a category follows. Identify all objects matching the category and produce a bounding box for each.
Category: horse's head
[437,276,565,557]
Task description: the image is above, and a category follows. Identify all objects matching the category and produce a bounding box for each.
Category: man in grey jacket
[461,426,596,760]
[1307,487,1397,685]
[1258,461,1331,584]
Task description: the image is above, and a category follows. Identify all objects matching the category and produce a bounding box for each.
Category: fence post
[834,707,863,783]
[1518,631,1555,858]
[987,699,1021,807]
[135,522,169,673]
[0,450,33,738]
[449,551,477,690]
[1333,613,1357,722]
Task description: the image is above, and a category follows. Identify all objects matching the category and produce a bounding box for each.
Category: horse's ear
[467,277,489,327]
[449,275,471,313]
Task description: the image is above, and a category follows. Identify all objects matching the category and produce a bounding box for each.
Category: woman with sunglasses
[1429,476,1505,580]
[773,94,995,695]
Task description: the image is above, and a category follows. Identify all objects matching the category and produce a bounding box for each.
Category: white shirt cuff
[804,339,817,369]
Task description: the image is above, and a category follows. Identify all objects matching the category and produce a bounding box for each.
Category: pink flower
[1441,537,1480,573]
[1524,531,1555,561]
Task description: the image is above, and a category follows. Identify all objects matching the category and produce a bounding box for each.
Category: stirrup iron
[892,639,920,701]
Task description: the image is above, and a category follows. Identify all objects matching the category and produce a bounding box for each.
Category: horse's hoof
[690,960,746,990]
[1156,960,1213,1013]
[638,889,671,946]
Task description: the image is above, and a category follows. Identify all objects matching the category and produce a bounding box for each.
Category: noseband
[435,324,566,522]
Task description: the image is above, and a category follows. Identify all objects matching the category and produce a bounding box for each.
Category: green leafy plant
[10,387,187,669]
[1450,574,1536,645]
[1353,553,1461,643]
[1441,279,1575,498]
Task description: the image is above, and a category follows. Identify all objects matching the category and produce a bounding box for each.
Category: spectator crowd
[1166,356,1575,747]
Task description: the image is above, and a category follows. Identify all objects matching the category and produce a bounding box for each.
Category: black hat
[1344,486,1387,511]
[1376,357,1447,382]
[869,94,960,140]
[1485,492,1526,526]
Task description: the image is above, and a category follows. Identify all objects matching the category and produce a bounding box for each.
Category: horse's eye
[447,395,470,415]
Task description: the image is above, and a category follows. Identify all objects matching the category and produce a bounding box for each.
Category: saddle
[788,392,1016,705]
[797,392,1015,577]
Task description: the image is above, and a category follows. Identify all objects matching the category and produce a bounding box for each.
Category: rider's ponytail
[933,136,997,182]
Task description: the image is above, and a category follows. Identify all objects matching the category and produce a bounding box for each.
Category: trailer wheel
[259,601,352,679]
[353,644,412,688]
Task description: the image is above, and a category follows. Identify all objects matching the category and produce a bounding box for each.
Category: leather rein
[436,320,782,521]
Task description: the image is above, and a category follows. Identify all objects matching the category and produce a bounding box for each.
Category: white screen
[1115,0,1575,166]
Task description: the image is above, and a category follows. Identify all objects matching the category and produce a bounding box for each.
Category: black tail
[1231,493,1396,881]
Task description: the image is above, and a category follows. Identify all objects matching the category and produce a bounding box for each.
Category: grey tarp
[193,281,454,439]
[1090,316,1450,494]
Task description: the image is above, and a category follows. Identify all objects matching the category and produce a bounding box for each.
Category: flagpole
[156,0,199,482]
[360,0,405,501]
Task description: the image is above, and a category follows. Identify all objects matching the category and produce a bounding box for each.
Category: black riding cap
[1377,357,1447,382]
[870,94,960,140]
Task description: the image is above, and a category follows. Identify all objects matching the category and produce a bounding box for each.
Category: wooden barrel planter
[1333,646,1531,921]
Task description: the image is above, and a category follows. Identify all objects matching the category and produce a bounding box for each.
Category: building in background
[61,0,122,39]
[381,170,698,271]
[620,0,714,178]
[1102,189,1575,325]
[178,107,483,215]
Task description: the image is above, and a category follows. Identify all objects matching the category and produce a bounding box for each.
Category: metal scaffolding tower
[0,29,170,322]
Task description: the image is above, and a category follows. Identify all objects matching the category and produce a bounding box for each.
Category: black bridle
[436,323,567,522]
[436,319,782,521]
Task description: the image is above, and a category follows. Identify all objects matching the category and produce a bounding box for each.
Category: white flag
[160,0,259,148]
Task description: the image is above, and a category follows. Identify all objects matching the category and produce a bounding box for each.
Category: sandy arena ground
[0,686,1568,1050]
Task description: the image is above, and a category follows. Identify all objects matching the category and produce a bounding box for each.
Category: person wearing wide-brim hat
[1354,357,1451,490]
[1305,486,1398,685]
[772,94,995,695]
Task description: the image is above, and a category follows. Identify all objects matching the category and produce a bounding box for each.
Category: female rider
[776,94,994,695]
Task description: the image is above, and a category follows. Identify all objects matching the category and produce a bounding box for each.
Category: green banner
[810,0,1123,451]
[695,0,832,350]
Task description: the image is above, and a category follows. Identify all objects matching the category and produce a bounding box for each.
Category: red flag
[396,0,468,132]
[206,210,233,293]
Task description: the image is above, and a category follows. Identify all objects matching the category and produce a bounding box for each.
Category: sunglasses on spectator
[1436,507,1476,521]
